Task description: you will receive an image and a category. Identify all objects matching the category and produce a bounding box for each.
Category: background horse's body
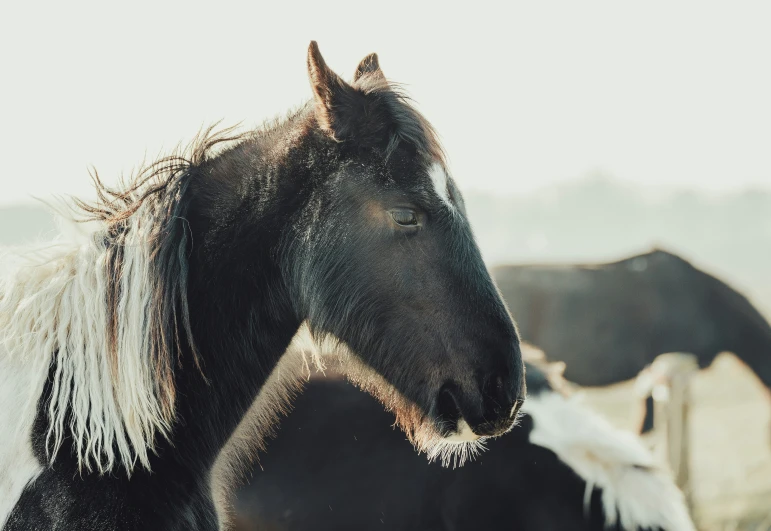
[232,365,694,531]
[492,249,771,392]
[0,45,524,530]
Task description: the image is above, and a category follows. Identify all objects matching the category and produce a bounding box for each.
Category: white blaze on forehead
[427,162,453,208]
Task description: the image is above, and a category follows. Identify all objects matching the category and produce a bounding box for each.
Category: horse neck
[726,311,771,393]
[167,272,300,470]
[154,127,313,473]
[716,283,771,393]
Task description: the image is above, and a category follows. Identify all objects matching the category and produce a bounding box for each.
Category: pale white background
[1,0,770,205]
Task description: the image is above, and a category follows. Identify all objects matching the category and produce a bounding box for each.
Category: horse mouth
[434,384,487,441]
[425,387,490,468]
[435,382,522,441]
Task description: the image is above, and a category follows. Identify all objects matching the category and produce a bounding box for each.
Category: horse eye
[390,209,418,227]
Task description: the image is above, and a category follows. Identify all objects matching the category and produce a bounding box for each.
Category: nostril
[482,373,512,416]
[435,382,462,433]
[435,377,521,439]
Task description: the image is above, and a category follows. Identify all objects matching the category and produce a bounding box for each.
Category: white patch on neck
[522,390,696,531]
[427,162,453,210]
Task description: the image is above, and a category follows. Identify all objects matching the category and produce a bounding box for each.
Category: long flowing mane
[0,125,244,475]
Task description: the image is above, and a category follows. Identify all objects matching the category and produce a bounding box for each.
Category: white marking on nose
[445,419,481,442]
[428,162,453,209]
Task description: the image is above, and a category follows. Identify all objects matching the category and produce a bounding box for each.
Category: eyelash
[390,209,418,226]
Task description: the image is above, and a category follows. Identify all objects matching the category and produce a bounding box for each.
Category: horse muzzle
[434,373,524,440]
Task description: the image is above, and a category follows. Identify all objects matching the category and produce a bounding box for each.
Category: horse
[492,248,771,432]
[231,357,695,531]
[0,42,525,531]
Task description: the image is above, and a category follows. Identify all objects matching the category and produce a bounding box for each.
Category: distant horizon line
[2,173,770,209]
[464,174,771,199]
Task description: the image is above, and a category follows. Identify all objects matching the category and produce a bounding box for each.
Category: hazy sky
[1,1,769,205]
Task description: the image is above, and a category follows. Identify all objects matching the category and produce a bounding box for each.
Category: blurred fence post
[635,352,699,510]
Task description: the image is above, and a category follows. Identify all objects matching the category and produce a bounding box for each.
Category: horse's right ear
[307,41,354,139]
[353,53,384,83]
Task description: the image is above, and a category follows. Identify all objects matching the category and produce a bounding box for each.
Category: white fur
[0,341,46,528]
[446,419,480,442]
[428,162,453,209]
[522,390,696,531]
[425,436,487,469]
[445,419,481,443]
[0,205,170,506]
[424,418,487,469]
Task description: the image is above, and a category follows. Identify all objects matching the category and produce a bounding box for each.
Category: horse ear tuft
[307,41,353,139]
[353,53,384,83]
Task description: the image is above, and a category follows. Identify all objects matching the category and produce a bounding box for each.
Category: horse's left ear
[353,53,385,83]
[307,41,356,139]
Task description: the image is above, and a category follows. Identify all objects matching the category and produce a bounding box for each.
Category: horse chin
[424,435,488,469]
[295,328,491,468]
[331,351,485,468]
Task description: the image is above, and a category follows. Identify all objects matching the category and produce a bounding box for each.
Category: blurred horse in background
[493,249,771,432]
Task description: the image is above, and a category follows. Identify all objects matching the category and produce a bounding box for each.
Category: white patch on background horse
[522,390,696,531]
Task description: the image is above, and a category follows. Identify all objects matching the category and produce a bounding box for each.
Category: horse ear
[307,41,354,138]
[353,53,384,83]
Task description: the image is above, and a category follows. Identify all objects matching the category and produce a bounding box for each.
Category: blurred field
[577,353,771,530]
[2,203,769,529]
